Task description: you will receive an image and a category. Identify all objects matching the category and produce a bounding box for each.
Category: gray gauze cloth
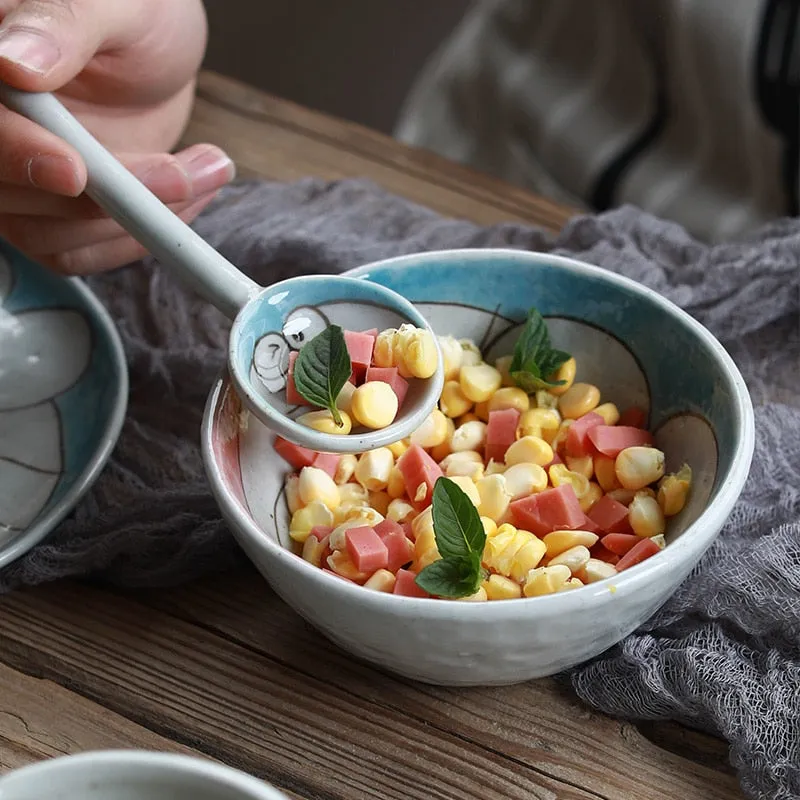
[3,178,799,800]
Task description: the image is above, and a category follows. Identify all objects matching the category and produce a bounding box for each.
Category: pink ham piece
[311,452,340,478]
[510,484,585,536]
[393,568,431,598]
[580,514,603,535]
[485,408,521,463]
[274,436,317,470]
[285,351,306,405]
[360,328,379,338]
[600,533,640,556]
[397,444,444,510]
[587,495,632,534]
[374,519,415,572]
[365,366,409,406]
[344,329,377,384]
[587,425,654,458]
[565,411,604,458]
[345,526,389,573]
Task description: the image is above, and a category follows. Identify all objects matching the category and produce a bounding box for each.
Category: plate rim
[0,269,128,571]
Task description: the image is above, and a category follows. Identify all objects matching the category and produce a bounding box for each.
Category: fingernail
[0,28,60,74]
[178,146,235,196]
[27,154,81,195]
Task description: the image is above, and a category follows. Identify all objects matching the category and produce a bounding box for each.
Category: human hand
[0,0,235,274]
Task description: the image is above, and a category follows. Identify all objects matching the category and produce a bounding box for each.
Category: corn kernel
[547,357,577,396]
[557,577,584,592]
[412,505,434,539]
[473,400,491,422]
[615,446,666,491]
[579,558,618,584]
[566,454,594,479]
[480,516,497,537]
[650,533,666,550]
[440,380,473,418]
[594,402,620,426]
[457,587,488,602]
[298,466,340,511]
[401,326,439,379]
[364,569,396,592]
[444,457,484,482]
[440,449,483,469]
[448,475,481,507]
[519,408,561,443]
[411,409,449,449]
[387,438,409,459]
[503,462,548,499]
[289,500,334,543]
[460,363,503,403]
[484,523,547,582]
[476,474,512,522]
[579,481,603,512]
[551,419,574,454]
[387,498,416,524]
[338,483,369,506]
[549,464,590,499]
[459,339,482,366]
[297,408,353,435]
[451,420,488,452]
[505,435,554,467]
[354,447,394,491]
[629,492,666,537]
[495,354,515,387]
[334,454,357,485]
[438,335,463,380]
[373,329,396,369]
[488,386,530,414]
[285,473,303,515]
[484,459,506,476]
[326,550,368,582]
[483,574,522,600]
[456,412,481,426]
[548,544,591,574]
[523,564,571,596]
[558,382,601,419]
[430,416,456,462]
[534,390,559,411]
[369,490,391,517]
[387,466,406,499]
[606,488,636,506]
[415,547,441,571]
[336,381,357,415]
[657,464,692,516]
[351,382,399,430]
[543,529,599,558]
[594,454,621,492]
[301,533,329,567]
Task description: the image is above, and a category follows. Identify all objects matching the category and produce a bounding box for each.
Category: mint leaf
[414,477,487,598]
[510,307,571,392]
[292,324,351,426]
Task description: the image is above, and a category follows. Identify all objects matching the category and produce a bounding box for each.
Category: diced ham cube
[600,533,641,555]
[587,495,632,534]
[375,520,415,572]
[344,330,377,384]
[361,328,379,338]
[286,351,307,405]
[589,542,620,565]
[311,452,340,478]
[397,444,444,510]
[485,408,521,463]
[374,519,404,538]
[580,514,603,535]
[618,406,647,428]
[365,366,409,406]
[510,484,585,536]
[345,526,389,574]
[274,436,317,470]
[587,425,654,458]
[615,537,661,571]
[393,568,431,598]
[565,411,604,458]
[309,526,333,541]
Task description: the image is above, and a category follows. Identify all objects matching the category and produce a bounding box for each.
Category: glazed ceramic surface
[0,243,127,568]
[0,751,288,800]
[202,249,754,686]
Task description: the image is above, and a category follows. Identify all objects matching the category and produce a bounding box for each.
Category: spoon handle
[0,83,259,320]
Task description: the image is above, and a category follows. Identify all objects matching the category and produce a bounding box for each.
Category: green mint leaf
[510,307,572,393]
[292,324,351,425]
[415,556,483,598]
[431,477,486,561]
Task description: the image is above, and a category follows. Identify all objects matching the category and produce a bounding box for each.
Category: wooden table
[0,72,743,800]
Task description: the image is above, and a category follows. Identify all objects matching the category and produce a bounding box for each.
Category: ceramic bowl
[0,751,288,799]
[202,249,754,686]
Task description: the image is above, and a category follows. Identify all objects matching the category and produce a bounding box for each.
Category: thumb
[0,0,139,90]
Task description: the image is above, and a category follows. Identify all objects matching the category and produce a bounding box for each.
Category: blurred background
[201,0,469,135]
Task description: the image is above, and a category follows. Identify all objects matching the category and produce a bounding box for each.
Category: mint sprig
[510,307,572,393]
[415,478,487,598]
[292,324,352,426]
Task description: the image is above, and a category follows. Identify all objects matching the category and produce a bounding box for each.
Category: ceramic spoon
[0,83,443,454]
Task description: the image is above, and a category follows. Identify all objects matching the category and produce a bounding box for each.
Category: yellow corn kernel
[543,529,599,558]
[351,382,399,430]
[551,419,574,454]
[558,382,601,419]
[579,481,603,512]
[488,386,531,414]
[484,459,506,476]
[414,528,437,563]
[566,454,594,479]
[440,380,473,418]
[448,475,481,507]
[502,462,548,499]
[364,569,396,592]
[329,517,373,550]
[438,335,463,380]
[400,326,439,379]
[301,533,328,567]
[441,450,484,478]
[523,564,571,597]
[451,420,488,452]
[579,558,618,584]
[547,357,577,396]
[297,409,353,435]
[415,547,441,572]
[430,416,456,462]
[534,390,559,411]
[505,435,554,467]
[285,473,303,515]
[557,577,584,592]
[298,466,340,511]
[369,490,391,517]
[412,505,434,540]
[548,464,590,499]
[456,586,488,602]
[456,412,481,426]
[483,574,522,600]
[651,533,666,550]
[387,466,406,499]
[548,545,592,575]
[629,492,666,537]
[354,447,394,492]
[411,409,449,449]
[387,498,416,524]
[334,454,357,485]
[372,328,396,369]
[473,400,491,422]
[459,339,483,366]
[657,464,692,516]
[338,482,369,507]
[594,402,620,426]
[480,516,497,537]
[460,363,503,403]
[594,454,621,492]
[476,474,512,522]
[387,438,409,459]
[495,354,515,387]
[326,550,368,582]
[484,524,546,582]
[615,446,666,491]
[519,408,561,443]
[606,488,636,506]
[289,500,334,543]
[335,381,357,415]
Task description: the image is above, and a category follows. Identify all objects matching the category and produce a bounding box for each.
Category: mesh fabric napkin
[4,178,799,800]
